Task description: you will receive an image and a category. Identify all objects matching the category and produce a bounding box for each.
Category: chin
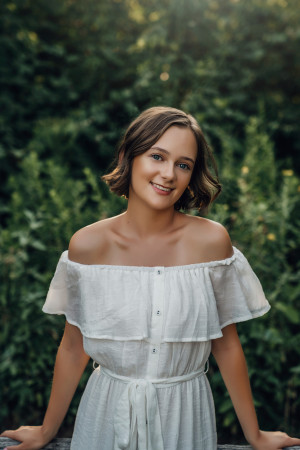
[148,199,179,211]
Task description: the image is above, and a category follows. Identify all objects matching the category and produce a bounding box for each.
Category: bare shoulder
[68,216,119,264]
[183,215,234,262]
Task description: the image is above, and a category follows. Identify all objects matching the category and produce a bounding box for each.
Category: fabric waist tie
[96,362,209,450]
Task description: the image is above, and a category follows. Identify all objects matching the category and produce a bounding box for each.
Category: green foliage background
[0,0,299,443]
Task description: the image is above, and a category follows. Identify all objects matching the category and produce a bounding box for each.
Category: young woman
[1,107,300,450]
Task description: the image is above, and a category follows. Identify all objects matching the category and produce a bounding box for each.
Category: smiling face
[128,126,198,211]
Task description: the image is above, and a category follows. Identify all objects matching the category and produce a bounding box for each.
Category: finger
[3,445,26,450]
[281,436,300,449]
[287,436,300,444]
[0,430,21,440]
[0,430,10,436]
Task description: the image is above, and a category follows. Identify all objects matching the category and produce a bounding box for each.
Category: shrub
[208,114,300,441]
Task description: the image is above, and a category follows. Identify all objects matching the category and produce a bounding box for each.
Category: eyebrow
[150,146,195,164]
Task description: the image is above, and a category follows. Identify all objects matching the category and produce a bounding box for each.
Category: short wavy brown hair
[102,106,221,212]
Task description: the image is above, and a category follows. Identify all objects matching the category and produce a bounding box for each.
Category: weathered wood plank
[1,437,300,449]
[0,438,72,449]
[0,438,71,449]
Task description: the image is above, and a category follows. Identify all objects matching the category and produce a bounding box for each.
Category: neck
[123,199,178,240]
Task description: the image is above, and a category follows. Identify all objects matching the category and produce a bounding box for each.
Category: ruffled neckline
[61,246,239,271]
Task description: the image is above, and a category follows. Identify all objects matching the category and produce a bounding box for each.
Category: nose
[161,162,176,181]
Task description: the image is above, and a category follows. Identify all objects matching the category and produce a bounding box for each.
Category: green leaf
[274,302,300,324]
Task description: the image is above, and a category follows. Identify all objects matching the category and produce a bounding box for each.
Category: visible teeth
[152,183,172,192]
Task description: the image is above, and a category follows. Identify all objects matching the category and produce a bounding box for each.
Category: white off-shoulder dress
[42,246,270,450]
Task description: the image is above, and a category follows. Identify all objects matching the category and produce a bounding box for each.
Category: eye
[151,153,163,161]
[178,163,191,170]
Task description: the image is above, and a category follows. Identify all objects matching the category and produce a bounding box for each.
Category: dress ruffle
[42,246,270,341]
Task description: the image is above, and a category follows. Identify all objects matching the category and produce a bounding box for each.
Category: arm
[1,321,90,450]
[212,324,300,449]
[43,321,90,437]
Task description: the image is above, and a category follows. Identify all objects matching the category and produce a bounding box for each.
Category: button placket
[147,267,165,376]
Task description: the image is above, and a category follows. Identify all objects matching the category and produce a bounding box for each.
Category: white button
[156,310,161,315]
[152,348,157,353]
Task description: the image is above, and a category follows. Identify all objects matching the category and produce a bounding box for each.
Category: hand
[0,425,54,450]
[249,430,300,449]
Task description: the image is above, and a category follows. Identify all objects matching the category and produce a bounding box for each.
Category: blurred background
[0,0,299,444]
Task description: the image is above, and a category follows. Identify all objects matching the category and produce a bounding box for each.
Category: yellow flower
[267,233,276,241]
[282,169,293,176]
[241,166,249,174]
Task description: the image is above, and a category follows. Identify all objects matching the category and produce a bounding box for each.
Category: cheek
[133,157,155,177]
[130,158,151,188]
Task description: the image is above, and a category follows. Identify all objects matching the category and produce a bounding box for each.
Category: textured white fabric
[42,246,271,450]
[101,365,207,450]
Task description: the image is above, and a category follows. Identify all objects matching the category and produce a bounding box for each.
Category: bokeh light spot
[282,169,293,176]
[160,72,169,81]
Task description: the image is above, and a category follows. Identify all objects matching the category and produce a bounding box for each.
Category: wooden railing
[1,438,300,449]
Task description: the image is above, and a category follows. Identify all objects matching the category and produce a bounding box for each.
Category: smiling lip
[150,182,174,195]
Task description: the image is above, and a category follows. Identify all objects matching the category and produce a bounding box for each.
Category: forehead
[152,126,197,159]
